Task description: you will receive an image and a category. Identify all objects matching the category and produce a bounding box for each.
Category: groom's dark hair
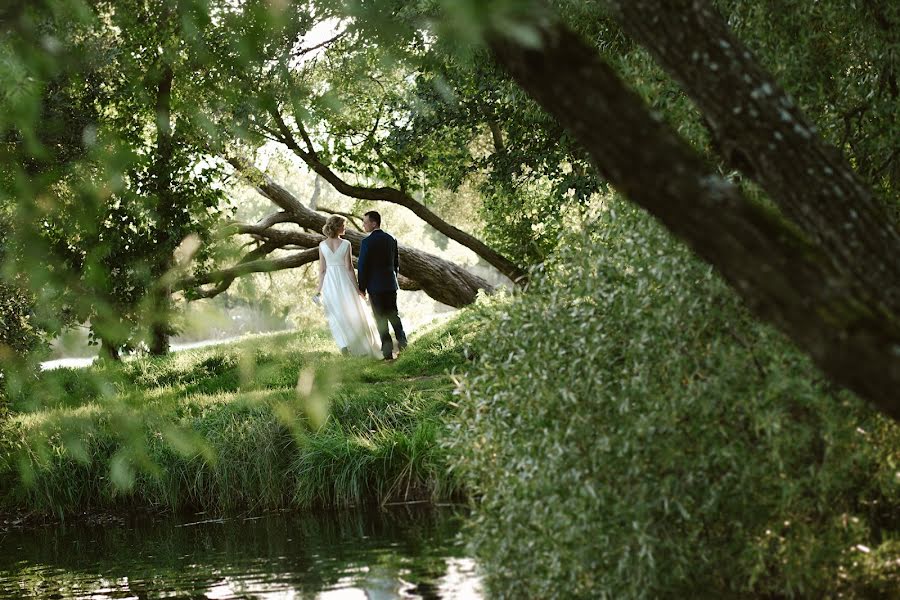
[364,211,381,227]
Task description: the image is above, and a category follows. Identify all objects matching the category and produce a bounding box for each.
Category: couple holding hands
[314,211,407,360]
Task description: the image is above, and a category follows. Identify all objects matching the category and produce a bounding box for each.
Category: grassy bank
[0,313,482,517]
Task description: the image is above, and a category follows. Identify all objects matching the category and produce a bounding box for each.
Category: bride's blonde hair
[322,215,345,238]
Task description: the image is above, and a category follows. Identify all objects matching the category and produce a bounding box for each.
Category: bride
[315,215,381,357]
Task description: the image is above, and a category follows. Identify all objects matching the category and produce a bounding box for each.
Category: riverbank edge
[0,312,482,520]
[0,497,476,536]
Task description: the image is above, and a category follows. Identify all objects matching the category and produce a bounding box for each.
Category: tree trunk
[604,0,900,315]
[489,21,900,419]
[148,287,171,355]
[149,64,175,356]
[99,337,121,362]
[179,243,422,297]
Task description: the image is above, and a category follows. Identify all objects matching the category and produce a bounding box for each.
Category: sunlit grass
[0,313,481,516]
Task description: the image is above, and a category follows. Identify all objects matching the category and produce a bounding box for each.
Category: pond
[0,505,482,599]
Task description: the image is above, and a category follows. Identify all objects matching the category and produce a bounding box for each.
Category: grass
[0,312,483,517]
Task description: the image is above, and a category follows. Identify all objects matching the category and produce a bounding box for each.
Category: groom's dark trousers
[369,292,406,358]
[357,229,408,358]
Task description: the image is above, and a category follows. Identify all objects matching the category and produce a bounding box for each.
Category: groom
[357,211,408,360]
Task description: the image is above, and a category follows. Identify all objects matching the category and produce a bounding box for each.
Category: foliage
[1,0,240,360]
[384,45,601,266]
[717,0,899,202]
[0,281,42,412]
[0,314,481,515]
[3,0,896,356]
[450,197,900,598]
[0,212,53,410]
[2,1,898,592]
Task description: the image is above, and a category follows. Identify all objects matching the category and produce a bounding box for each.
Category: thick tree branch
[315,206,364,231]
[180,248,320,297]
[251,211,295,230]
[605,0,900,314]
[180,229,421,298]
[241,227,421,289]
[235,225,322,248]
[178,239,281,298]
[262,113,527,283]
[489,20,900,418]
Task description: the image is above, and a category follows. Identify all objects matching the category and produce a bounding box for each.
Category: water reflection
[0,506,481,599]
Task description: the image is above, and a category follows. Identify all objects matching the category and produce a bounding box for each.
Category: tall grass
[0,317,479,516]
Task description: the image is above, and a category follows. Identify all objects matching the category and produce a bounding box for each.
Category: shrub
[0,279,47,413]
[449,198,900,597]
[1,209,54,411]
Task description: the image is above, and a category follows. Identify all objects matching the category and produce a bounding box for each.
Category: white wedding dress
[319,239,381,357]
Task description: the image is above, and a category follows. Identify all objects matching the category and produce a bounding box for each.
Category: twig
[726,327,767,380]
[175,517,226,527]
[316,205,363,230]
[292,27,349,58]
[381,499,430,507]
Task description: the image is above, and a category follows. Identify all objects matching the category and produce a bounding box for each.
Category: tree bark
[487,117,505,153]
[489,21,900,419]
[604,0,900,315]
[99,337,121,362]
[149,63,175,356]
[203,158,494,308]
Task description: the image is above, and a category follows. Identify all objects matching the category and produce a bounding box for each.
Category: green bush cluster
[450,199,900,597]
[0,210,41,410]
[0,279,46,415]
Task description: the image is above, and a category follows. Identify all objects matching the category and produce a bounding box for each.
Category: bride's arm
[316,246,325,294]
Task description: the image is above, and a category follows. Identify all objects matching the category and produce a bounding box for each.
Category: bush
[449,198,900,598]
[1,209,53,411]
[0,279,47,412]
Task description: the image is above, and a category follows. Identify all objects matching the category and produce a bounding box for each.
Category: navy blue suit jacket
[357,229,400,294]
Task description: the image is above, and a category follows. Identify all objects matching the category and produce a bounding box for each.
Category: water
[40,336,253,371]
[0,506,482,599]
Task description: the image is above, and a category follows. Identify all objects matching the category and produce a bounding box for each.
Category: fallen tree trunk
[182,158,494,308]
[178,238,422,298]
